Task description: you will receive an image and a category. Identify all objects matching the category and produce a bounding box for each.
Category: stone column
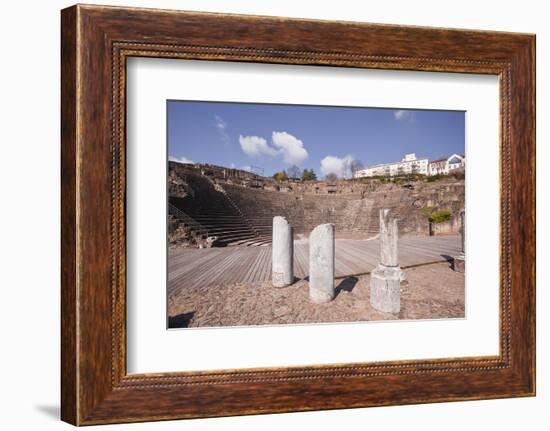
[272,216,294,287]
[460,210,465,253]
[453,210,466,273]
[380,209,399,267]
[370,209,402,313]
[309,223,335,303]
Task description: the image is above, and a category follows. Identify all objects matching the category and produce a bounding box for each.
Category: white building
[428,154,465,176]
[354,153,429,178]
[353,152,465,178]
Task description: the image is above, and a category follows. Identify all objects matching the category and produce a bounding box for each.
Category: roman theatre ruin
[167,161,465,327]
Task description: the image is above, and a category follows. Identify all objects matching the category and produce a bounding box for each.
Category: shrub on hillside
[421,206,452,224]
[426,174,443,182]
[429,210,452,224]
[273,171,288,182]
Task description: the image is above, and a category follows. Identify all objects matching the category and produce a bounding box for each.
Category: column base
[370,265,402,314]
[309,287,335,304]
[272,272,292,288]
[452,254,465,273]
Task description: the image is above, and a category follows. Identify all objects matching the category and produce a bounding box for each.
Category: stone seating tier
[169,170,465,247]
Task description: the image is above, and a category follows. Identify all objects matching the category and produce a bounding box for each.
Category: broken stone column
[272,216,294,287]
[309,223,336,304]
[380,209,399,267]
[370,209,403,313]
[452,211,466,273]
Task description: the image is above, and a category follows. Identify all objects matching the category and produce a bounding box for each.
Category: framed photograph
[61,4,535,425]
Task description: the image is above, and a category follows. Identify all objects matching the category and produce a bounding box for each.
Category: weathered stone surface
[460,210,465,253]
[170,162,465,239]
[370,209,402,313]
[272,216,294,287]
[205,236,218,248]
[370,265,401,313]
[309,223,335,303]
[379,209,399,267]
[452,254,465,273]
[452,210,465,273]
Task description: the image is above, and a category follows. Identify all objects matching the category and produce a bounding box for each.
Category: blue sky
[167,100,465,178]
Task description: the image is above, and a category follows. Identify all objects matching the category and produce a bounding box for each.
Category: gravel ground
[168,261,464,328]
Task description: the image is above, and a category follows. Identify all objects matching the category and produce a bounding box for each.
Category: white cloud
[214,115,230,145]
[239,131,309,167]
[229,162,236,169]
[214,115,227,130]
[394,109,414,121]
[320,155,354,179]
[239,135,278,158]
[241,165,253,172]
[271,131,309,165]
[169,155,194,164]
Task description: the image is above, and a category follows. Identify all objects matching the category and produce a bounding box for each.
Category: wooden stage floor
[168,235,462,298]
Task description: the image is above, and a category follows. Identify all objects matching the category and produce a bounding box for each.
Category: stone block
[272,216,294,287]
[309,223,335,303]
[452,254,465,273]
[370,265,401,313]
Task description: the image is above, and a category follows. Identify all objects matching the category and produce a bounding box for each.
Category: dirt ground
[168,261,465,328]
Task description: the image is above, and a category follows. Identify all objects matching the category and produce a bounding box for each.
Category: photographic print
[167,101,466,329]
[60,7,536,423]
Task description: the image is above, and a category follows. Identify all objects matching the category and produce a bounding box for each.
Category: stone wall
[168,215,197,248]
[223,180,464,238]
[223,184,377,236]
[169,161,465,239]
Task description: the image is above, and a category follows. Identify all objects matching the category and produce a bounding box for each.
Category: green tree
[430,210,452,224]
[421,206,452,223]
[287,165,301,179]
[273,171,288,182]
[301,168,317,181]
